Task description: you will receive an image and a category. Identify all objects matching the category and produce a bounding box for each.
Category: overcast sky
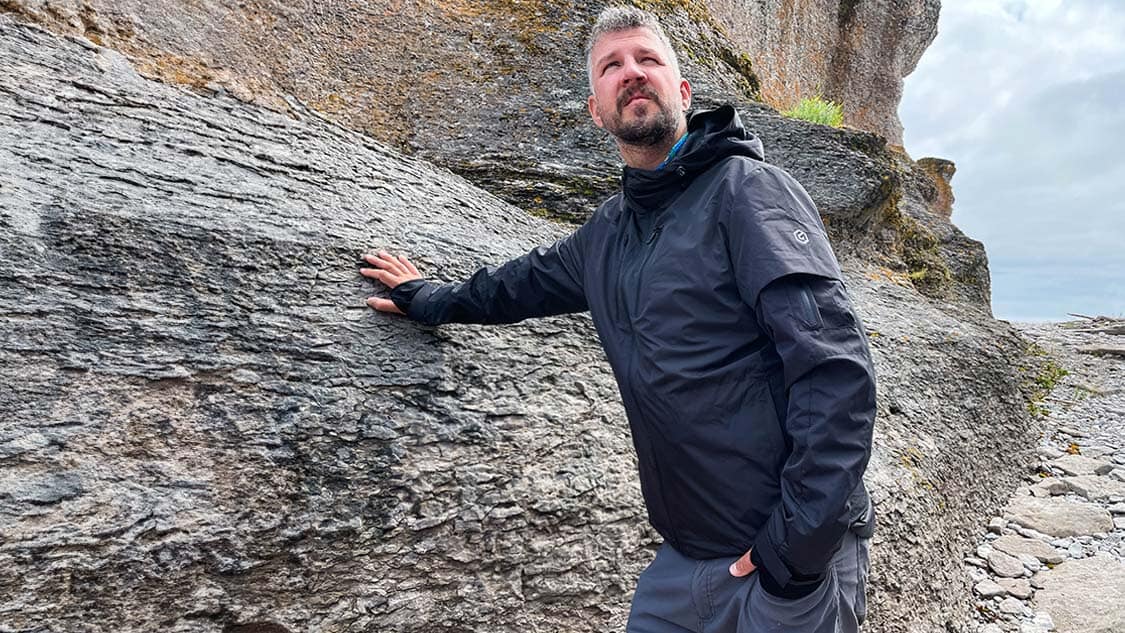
[899,0,1125,321]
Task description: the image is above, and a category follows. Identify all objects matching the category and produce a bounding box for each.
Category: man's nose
[621,58,647,84]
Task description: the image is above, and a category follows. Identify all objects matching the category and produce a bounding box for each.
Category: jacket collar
[620,105,765,216]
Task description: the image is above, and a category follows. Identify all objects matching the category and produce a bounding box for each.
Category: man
[360,7,876,633]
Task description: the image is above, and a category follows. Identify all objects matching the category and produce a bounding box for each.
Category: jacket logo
[793,229,810,245]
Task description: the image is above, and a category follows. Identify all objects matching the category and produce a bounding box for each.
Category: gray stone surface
[1064,475,1125,502]
[1050,454,1114,476]
[1005,495,1114,538]
[992,535,1066,565]
[974,579,1006,598]
[999,596,1026,616]
[988,551,1027,578]
[0,15,1038,633]
[1034,554,1125,633]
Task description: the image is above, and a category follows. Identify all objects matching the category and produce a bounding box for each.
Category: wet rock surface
[965,321,1125,633]
[2,16,1037,633]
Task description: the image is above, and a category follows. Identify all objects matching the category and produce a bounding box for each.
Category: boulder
[1004,496,1115,538]
[1050,454,1115,477]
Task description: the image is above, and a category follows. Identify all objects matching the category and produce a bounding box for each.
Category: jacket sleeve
[723,166,875,596]
[389,223,590,326]
[747,274,876,596]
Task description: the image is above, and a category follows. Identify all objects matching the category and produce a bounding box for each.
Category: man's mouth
[618,89,658,112]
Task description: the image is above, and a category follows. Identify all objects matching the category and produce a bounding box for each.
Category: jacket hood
[621,105,765,216]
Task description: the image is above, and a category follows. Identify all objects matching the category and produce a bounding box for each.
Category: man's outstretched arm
[360,226,590,326]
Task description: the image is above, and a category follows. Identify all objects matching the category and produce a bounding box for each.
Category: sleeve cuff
[752,532,826,599]
[388,278,429,315]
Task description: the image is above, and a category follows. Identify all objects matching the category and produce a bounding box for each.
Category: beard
[602,86,680,147]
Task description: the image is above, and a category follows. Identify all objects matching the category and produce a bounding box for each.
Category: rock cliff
[705,0,940,147]
[1,9,1034,633]
[0,0,934,218]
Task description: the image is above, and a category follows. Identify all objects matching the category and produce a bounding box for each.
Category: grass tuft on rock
[782,96,844,127]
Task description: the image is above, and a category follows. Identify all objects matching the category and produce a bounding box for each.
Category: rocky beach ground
[964,319,1125,633]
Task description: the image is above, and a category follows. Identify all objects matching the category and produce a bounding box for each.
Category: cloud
[899,0,1125,319]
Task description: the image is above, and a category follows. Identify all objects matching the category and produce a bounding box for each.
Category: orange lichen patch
[308,92,348,114]
[866,266,914,288]
[133,52,221,90]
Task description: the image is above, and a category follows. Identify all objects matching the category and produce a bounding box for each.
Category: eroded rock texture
[2,16,1032,633]
[0,0,934,220]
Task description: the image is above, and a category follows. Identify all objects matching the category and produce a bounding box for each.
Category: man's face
[587,27,691,147]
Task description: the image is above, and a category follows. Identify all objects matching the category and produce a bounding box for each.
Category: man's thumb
[729,550,756,577]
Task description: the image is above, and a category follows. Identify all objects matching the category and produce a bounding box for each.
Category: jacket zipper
[616,221,678,547]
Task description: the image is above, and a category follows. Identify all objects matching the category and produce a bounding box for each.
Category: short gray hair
[585,6,681,91]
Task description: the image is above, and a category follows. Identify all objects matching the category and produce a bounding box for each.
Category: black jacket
[390,106,876,597]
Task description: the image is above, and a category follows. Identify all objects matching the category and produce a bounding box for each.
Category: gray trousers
[626,529,870,633]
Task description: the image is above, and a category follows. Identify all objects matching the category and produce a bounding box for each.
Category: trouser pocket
[746,566,839,633]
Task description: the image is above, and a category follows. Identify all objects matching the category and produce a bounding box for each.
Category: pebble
[999,596,1026,615]
[988,551,1026,578]
[997,577,1033,599]
[1109,502,1125,514]
[1115,517,1125,530]
[1038,446,1065,460]
[1016,526,1051,541]
[974,579,1006,598]
[1018,554,1041,573]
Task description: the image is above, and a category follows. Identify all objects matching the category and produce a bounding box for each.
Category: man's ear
[680,79,692,112]
[588,94,605,128]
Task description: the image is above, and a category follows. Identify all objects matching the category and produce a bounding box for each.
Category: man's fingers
[728,550,756,577]
[399,255,420,276]
[360,251,420,290]
[365,252,405,273]
[366,297,404,315]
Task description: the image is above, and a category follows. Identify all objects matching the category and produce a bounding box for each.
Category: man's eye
[602,61,620,74]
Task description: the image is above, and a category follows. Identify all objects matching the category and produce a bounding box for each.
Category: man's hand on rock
[361,250,421,315]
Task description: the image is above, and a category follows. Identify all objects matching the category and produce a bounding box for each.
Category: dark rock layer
[2,17,1033,633]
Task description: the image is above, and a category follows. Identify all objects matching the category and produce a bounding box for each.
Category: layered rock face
[2,8,1031,633]
[705,0,940,146]
[0,0,933,218]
